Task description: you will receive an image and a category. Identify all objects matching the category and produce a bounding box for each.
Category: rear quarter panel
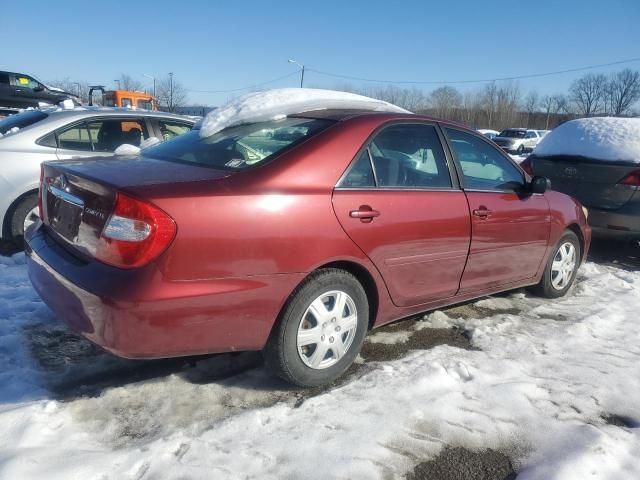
[541,190,591,268]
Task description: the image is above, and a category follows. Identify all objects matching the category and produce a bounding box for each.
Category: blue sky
[3,0,639,106]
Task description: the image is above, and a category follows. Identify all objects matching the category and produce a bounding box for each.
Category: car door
[0,72,16,107]
[332,122,471,307]
[443,127,550,293]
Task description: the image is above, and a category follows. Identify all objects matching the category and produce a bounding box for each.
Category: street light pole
[143,74,156,98]
[169,72,174,111]
[288,59,305,88]
[114,79,120,90]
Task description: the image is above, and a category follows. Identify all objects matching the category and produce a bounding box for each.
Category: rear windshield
[0,110,48,135]
[144,117,335,170]
[499,129,526,138]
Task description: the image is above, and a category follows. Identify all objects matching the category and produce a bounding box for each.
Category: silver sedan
[0,107,195,246]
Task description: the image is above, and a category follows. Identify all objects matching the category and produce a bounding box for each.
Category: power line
[186,71,299,93]
[306,56,640,85]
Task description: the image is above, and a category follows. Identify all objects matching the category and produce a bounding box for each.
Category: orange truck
[88,86,157,110]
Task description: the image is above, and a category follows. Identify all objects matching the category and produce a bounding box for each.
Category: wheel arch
[566,223,586,262]
[2,187,39,239]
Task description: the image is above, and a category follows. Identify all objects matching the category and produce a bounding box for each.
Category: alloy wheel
[23,207,39,233]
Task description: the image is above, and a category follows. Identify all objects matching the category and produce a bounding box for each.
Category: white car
[477,129,500,140]
[0,107,195,246]
[492,128,542,154]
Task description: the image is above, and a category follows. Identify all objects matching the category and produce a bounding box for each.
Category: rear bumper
[587,205,640,239]
[26,226,303,359]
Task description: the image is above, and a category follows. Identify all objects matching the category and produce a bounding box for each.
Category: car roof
[37,106,195,121]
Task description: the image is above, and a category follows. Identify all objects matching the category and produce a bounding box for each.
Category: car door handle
[472,207,492,219]
[350,205,380,223]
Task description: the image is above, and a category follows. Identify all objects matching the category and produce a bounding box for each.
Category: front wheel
[263,269,369,387]
[530,230,581,298]
[517,144,525,155]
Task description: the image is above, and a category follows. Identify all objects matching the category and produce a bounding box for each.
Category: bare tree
[523,91,539,127]
[569,73,607,117]
[428,86,462,119]
[481,82,498,127]
[156,74,188,112]
[606,69,640,116]
[47,78,91,103]
[118,74,144,92]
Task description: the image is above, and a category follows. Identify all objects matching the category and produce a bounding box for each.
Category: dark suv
[0,71,79,109]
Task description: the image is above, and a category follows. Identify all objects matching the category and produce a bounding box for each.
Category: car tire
[517,144,525,154]
[263,268,369,387]
[9,193,39,248]
[530,230,581,298]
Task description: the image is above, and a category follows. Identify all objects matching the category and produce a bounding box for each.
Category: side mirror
[530,176,550,194]
[34,85,45,92]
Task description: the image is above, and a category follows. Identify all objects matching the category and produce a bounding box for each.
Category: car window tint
[87,119,148,152]
[57,123,93,151]
[445,128,524,191]
[340,150,375,188]
[38,132,57,148]
[158,121,192,141]
[368,124,451,188]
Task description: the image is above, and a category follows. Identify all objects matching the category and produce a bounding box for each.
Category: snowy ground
[1,240,639,479]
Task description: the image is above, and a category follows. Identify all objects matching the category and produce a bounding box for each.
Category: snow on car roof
[199,88,410,138]
[534,116,640,163]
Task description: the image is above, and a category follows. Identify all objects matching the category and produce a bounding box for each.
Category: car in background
[492,128,541,154]
[522,117,640,240]
[536,129,551,138]
[0,107,195,246]
[25,104,590,388]
[477,129,500,140]
[0,70,79,109]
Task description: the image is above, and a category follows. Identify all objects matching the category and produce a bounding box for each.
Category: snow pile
[113,143,141,155]
[534,117,640,162]
[1,253,640,479]
[114,137,161,156]
[199,88,410,138]
[59,99,75,110]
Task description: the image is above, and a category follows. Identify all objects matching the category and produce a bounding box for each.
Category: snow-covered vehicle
[523,117,640,240]
[477,129,500,140]
[0,107,195,246]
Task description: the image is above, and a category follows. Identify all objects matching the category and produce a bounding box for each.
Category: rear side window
[144,117,334,170]
[158,120,192,141]
[0,110,48,135]
[445,128,524,191]
[340,124,451,189]
[340,150,376,188]
[57,123,92,151]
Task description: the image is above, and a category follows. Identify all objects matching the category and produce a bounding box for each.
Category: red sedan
[26,109,591,386]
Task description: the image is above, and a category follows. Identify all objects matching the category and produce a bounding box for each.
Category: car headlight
[582,206,589,220]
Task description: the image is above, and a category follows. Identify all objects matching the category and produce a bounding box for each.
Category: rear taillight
[520,157,533,175]
[37,165,44,220]
[95,192,176,269]
[618,170,640,186]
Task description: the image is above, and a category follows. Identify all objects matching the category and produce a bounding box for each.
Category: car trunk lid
[41,156,234,259]
[532,155,639,210]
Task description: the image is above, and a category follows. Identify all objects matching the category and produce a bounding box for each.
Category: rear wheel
[263,268,369,387]
[531,230,581,298]
[9,193,38,248]
[517,144,525,154]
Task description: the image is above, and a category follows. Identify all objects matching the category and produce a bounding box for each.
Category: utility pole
[288,59,305,88]
[169,72,174,111]
[74,82,81,99]
[114,79,120,90]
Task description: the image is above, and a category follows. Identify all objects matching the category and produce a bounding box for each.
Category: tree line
[47,68,640,128]
[335,68,640,131]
